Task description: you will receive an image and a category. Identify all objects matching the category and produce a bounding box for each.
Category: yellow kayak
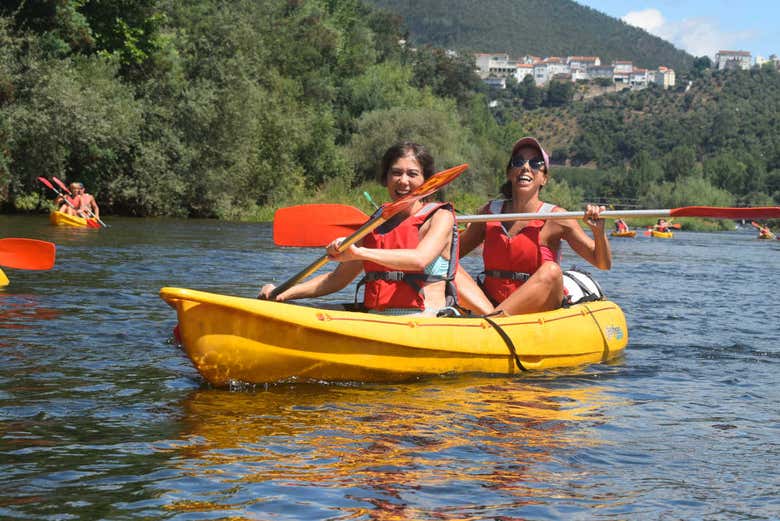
[160,287,629,386]
[610,230,636,238]
[0,267,8,287]
[49,210,98,228]
[651,230,673,239]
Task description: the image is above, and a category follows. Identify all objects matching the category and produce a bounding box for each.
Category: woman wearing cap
[259,141,478,316]
[457,136,611,316]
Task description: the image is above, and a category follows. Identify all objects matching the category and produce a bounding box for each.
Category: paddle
[364,191,379,209]
[267,163,468,299]
[274,204,780,247]
[273,204,370,248]
[52,177,109,228]
[0,238,56,270]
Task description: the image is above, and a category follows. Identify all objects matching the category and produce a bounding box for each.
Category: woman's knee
[534,262,562,285]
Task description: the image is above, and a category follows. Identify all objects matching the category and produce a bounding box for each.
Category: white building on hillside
[472,52,675,90]
[567,56,600,81]
[629,68,649,88]
[654,66,676,89]
[715,50,751,70]
[533,57,569,85]
[474,53,510,77]
[515,63,534,82]
[612,61,633,85]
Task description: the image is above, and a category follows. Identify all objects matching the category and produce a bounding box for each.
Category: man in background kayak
[55,182,82,216]
[74,183,101,221]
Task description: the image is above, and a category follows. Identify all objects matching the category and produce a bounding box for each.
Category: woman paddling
[259,142,484,316]
[457,136,612,316]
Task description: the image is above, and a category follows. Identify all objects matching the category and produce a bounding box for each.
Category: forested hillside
[365,0,694,71]
[0,0,776,223]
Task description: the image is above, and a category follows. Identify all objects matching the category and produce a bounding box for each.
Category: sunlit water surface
[1,215,778,520]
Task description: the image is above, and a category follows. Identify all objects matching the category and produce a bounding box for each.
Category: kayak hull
[0,267,8,287]
[160,287,629,386]
[49,210,98,228]
[651,230,673,239]
[610,230,636,238]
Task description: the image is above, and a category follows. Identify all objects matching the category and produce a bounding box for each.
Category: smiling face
[385,153,424,201]
[508,145,547,193]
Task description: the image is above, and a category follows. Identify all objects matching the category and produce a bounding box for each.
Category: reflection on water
[162,379,619,518]
[1,216,778,519]
[0,294,61,331]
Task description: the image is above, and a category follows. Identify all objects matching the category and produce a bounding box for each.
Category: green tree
[545,80,574,107]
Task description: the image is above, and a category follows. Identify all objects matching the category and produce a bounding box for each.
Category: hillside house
[715,50,751,70]
[654,67,676,89]
[568,56,600,81]
[515,63,534,82]
[533,57,569,85]
[612,61,633,85]
[473,52,675,91]
[629,68,649,88]
[475,53,511,77]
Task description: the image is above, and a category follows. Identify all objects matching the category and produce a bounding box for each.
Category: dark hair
[379,142,435,185]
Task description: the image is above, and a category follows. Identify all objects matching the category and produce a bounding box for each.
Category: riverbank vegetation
[0,0,777,230]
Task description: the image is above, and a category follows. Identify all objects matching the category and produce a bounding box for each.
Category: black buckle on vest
[483,270,531,282]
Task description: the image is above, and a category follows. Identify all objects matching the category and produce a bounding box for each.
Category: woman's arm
[330,209,455,270]
[259,261,363,301]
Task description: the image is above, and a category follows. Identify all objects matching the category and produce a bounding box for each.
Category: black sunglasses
[510,156,545,170]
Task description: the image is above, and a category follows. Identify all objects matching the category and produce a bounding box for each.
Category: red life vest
[360,202,458,311]
[481,200,558,305]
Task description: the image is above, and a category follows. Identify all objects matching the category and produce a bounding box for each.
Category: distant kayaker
[615,219,629,233]
[654,218,669,232]
[74,182,100,221]
[259,142,488,316]
[55,183,82,216]
[455,136,611,316]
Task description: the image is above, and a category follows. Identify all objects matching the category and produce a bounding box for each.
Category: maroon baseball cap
[511,137,549,170]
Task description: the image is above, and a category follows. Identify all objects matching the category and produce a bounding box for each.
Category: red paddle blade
[0,238,56,270]
[37,176,56,192]
[670,206,780,219]
[52,176,73,195]
[86,219,100,229]
[273,204,370,247]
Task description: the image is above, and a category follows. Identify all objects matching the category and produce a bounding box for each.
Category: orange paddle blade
[273,204,370,247]
[0,238,56,270]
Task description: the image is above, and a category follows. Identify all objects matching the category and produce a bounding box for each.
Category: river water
[1,215,778,520]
